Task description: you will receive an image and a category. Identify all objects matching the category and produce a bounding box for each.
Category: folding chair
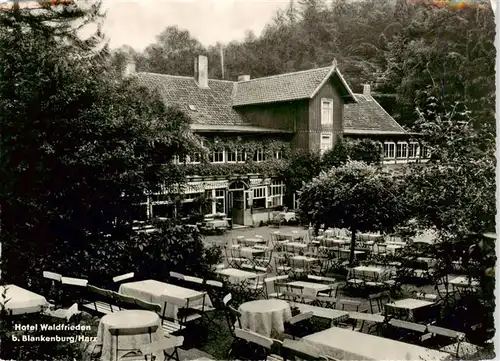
[427,325,466,358]
[60,277,88,307]
[122,336,184,361]
[42,271,62,306]
[222,293,242,332]
[275,257,291,276]
[284,311,314,340]
[159,295,202,334]
[254,250,273,273]
[283,284,304,303]
[282,339,328,361]
[290,259,308,279]
[312,296,336,309]
[112,272,134,284]
[108,324,159,361]
[264,275,289,299]
[134,298,162,314]
[273,282,290,300]
[244,274,267,299]
[368,291,391,314]
[230,328,276,361]
[169,272,186,287]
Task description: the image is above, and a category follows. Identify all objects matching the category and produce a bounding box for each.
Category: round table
[96,310,163,361]
[238,299,292,338]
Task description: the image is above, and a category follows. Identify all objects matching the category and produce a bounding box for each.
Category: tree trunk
[349,228,357,266]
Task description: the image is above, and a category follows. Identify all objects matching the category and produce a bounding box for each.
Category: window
[408,142,420,159]
[275,151,282,160]
[252,186,267,208]
[254,149,265,162]
[211,150,225,163]
[320,133,332,154]
[321,99,334,125]
[187,152,201,164]
[183,192,202,202]
[172,155,180,164]
[396,142,408,159]
[268,181,284,208]
[227,149,246,163]
[214,189,225,214]
[383,142,395,159]
[421,146,431,158]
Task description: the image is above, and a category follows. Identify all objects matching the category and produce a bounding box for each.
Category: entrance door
[230,190,245,225]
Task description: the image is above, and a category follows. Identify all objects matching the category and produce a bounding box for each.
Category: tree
[322,138,382,170]
[0,5,198,288]
[298,161,409,264]
[281,150,322,205]
[140,26,205,75]
[405,97,495,340]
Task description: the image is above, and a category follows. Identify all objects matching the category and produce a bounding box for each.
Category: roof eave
[343,129,408,135]
[190,124,293,134]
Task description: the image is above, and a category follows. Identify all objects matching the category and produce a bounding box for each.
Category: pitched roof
[136,72,249,126]
[233,66,357,106]
[344,94,407,135]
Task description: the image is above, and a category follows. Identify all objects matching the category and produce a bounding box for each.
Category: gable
[233,67,356,107]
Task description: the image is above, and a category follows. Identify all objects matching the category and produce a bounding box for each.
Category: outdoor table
[119,280,212,320]
[239,247,265,259]
[358,233,384,242]
[0,284,48,315]
[291,255,318,263]
[302,326,451,361]
[244,238,267,245]
[238,299,292,338]
[349,266,388,282]
[338,249,365,260]
[417,257,437,268]
[386,240,407,247]
[283,242,308,251]
[384,298,435,322]
[287,281,330,296]
[96,310,163,361]
[216,268,258,284]
[449,276,479,290]
[279,212,296,222]
[205,219,228,229]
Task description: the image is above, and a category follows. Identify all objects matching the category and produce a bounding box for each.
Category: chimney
[194,55,209,88]
[123,59,136,77]
[363,84,371,96]
[238,75,251,82]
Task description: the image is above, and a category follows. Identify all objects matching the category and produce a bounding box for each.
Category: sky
[101,0,290,51]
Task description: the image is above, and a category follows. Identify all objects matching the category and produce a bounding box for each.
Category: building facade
[132,55,426,225]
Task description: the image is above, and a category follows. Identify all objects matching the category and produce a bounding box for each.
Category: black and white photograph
[0,0,496,360]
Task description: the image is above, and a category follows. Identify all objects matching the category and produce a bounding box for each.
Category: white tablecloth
[216,268,258,284]
[385,298,435,321]
[349,266,389,281]
[239,247,265,259]
[0,285,48,315]
[96,310,163,361]
[283,242,308,251]
[244,238,267,245]
[287,281,330,296]
[303,327,451,361]
[279,212,296,222]
[239,299,292,337]
[119,280,212,320]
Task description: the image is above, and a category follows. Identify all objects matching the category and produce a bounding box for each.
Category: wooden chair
[312,296,336,309]
[230,328,276,361]
[282,339,327,361]
[283,284,304,303]
[42,271,62,306]
[169,272,186,286]
[284,311,314,340]
[159,295,196,334]
[112,272,134,284]
[120,336,185,361]
[108,325,159,361]
[254,250,274,273]
[275,257,291,276]
[60,277,88,307]
[244,274,267,299]
[222,293,242,332]
[265,275,289,299]
[368,291,391,314]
